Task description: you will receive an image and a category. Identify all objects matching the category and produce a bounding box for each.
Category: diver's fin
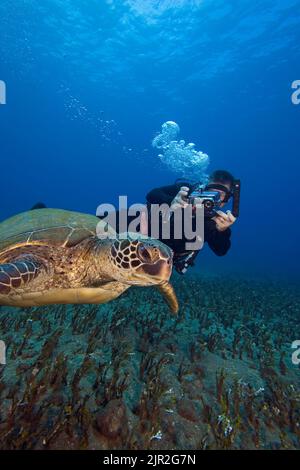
[156,281,179,315]
[30,202,47,210]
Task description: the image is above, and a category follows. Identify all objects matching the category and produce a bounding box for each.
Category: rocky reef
[0,275,299,450]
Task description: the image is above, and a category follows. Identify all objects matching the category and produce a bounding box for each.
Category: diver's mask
[189,179,241,218]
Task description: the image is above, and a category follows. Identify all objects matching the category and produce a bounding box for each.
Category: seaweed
[0,276,298,450]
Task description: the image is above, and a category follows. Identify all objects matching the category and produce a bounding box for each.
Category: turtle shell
[0,208,115,257]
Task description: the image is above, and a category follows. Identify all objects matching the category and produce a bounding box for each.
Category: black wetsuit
[146,182,232,273]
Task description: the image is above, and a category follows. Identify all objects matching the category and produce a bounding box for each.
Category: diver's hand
[212,210,236,232]
[170,186,189,210]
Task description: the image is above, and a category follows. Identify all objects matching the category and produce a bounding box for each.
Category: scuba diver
[146,170,240,274]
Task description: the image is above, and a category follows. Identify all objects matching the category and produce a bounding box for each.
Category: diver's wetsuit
[146,182,232,273]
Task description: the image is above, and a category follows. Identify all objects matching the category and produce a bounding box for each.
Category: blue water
[1,0,300,279]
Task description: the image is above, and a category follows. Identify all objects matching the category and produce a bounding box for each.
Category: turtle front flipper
[156,281,179,315]
[0,257,43,295]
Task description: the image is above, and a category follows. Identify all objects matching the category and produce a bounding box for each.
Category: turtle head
[109,235,173,286]
[91,234,179,314]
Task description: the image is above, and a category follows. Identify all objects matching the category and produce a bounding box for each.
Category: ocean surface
[0,0,299,450]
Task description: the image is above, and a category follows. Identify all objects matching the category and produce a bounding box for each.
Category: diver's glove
[212,210,236,232]
[170,186,189,211]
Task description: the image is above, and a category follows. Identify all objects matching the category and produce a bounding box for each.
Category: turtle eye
[137,244,152,263]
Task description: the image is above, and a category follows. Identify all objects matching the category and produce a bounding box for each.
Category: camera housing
[189,179,241,218]
[189,189,222,218]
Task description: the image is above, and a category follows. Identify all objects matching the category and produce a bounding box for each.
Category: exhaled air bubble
[152,121,210,181]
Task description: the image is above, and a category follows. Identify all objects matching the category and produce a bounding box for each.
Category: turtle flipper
[156,281,179,315]
[0,257,43,295]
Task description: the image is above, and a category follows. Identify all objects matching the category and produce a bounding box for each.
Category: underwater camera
[189,179,241,218]
[189,189,221,218]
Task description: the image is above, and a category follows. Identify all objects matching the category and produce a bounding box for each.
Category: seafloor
[0,275,299,450]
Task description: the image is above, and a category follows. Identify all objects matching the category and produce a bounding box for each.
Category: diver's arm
[146,183,191,206]
[205,219,231,256]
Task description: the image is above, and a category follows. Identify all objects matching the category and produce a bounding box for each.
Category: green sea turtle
[0,209,179,313]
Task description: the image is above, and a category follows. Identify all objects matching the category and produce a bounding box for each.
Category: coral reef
[0,275,299,450]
